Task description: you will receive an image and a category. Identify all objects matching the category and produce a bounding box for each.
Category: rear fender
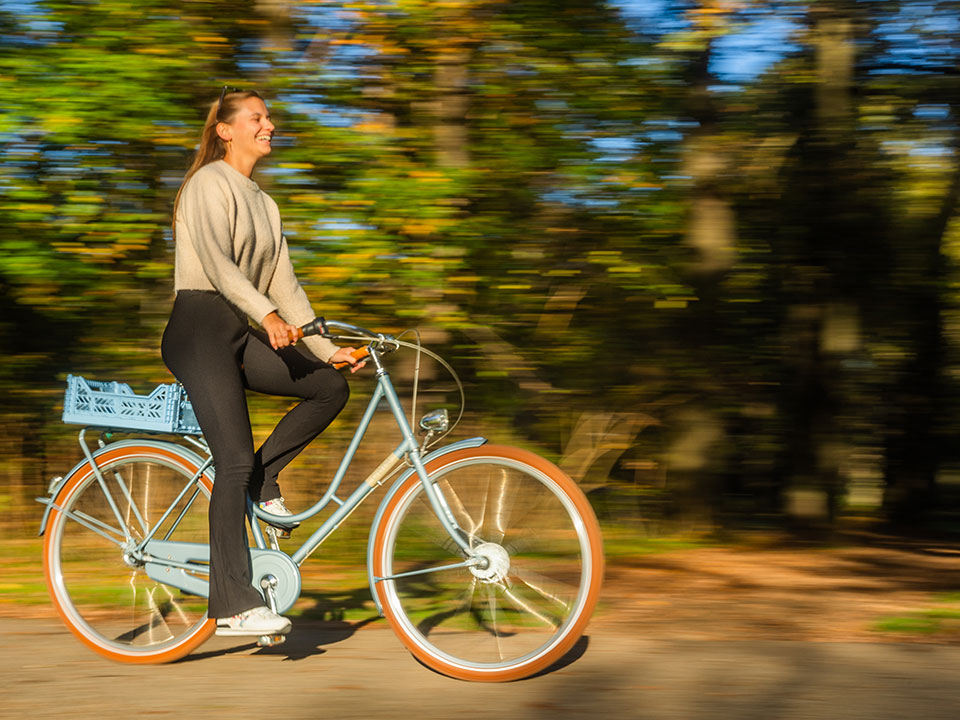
[36,439,213,536]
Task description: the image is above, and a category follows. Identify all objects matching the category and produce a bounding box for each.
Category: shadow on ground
[180,583,593,677]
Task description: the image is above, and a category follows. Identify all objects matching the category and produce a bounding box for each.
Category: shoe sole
[268,521,300,530]
[215,623,291,637]
[259,505,300,531]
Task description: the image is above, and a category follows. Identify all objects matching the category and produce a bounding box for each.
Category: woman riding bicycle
[161,87,364,637]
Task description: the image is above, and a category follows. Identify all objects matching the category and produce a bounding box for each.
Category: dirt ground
[7,533,960,719]
[594,532,960,643]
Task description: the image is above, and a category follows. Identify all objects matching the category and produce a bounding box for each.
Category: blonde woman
[162,87,363,636]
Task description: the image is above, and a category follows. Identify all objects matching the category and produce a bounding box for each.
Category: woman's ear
[215,122,232,143]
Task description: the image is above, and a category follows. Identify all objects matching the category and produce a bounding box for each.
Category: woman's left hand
[330,347,367,373]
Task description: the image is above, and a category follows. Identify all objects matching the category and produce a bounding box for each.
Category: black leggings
[161,291,349,618]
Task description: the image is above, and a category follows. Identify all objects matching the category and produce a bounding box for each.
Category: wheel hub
[121,541,144,568]
[469,542,510,583]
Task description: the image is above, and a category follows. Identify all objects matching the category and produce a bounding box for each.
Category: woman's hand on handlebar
[262,311,300,350]
[329,347,367,373]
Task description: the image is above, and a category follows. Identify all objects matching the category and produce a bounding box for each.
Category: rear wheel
[43,444,215,663]
[372,445,603,682]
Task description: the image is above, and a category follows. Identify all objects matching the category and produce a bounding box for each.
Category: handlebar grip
[298,317,327,339]
[332,346,370,369]
[298,318,368,369]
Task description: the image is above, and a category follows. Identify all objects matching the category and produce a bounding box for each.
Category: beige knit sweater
[174,160,339,363]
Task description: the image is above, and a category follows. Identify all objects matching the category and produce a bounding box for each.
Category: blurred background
[3,0,960,546]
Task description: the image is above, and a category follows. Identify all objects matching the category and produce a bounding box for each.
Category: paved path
[4,617,960,720]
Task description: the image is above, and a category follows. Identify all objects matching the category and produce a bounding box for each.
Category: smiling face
[217,96,275,172]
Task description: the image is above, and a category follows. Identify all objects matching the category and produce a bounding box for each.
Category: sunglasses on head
[216,85,244,118]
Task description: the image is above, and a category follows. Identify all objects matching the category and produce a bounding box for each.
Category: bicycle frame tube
[251,381,396,531]
[279,351,474,564]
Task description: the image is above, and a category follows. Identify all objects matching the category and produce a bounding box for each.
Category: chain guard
[250,549,301,614]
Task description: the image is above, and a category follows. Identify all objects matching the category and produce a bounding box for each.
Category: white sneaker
[215,606,292,636]
[258,497,300,529]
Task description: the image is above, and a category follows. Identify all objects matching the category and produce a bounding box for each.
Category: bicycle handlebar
[298,318,374,369]
[299,317,380,341]
[299,317,465,446]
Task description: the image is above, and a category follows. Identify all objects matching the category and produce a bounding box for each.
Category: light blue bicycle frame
[254,345,475,564]
[38,339,488,613]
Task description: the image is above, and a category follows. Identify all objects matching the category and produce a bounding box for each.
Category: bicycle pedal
[256,633,287,648]
[265,525,292,540]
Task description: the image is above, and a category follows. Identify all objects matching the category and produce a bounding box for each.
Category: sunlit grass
[872,594,960,635]
[0,538,49,608]
[601,524,713,559]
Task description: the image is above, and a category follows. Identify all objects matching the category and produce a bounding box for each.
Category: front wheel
[371,445,604,682]
[43,443,216,663]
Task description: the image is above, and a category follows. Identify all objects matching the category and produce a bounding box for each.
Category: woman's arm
[265,235,341,363]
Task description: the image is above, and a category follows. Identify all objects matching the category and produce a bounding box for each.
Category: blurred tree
[4,0,960,535]
[0,0,301,519]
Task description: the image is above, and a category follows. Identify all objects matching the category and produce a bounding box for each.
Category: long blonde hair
[172,89,264,236]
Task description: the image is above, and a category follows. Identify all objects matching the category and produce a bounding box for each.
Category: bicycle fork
[371,348,475,558]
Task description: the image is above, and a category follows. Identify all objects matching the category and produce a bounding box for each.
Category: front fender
[365,436,488,615]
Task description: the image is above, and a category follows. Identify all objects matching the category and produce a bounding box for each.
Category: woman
[161,87,363,637]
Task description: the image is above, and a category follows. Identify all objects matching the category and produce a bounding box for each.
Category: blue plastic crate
[62,374,202,435]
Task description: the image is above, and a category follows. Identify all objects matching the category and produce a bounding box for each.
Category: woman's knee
[309,368,349,411]
[328,370,350,411]
[211,456,256,490]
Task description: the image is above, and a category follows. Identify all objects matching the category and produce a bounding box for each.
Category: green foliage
[4,0,960,532]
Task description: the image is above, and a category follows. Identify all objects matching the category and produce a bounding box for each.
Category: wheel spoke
[491,483,550,544]
[437,481,482,542]
[487,470,516,543]
[91,471,135,543]
[144,585,175,644]
[112,468,149,537]
[414,494,472,556]
[508,565,577,612]
[482,583,505,661]
[414,575,478,636]
[63,507,128,546]
[496,582,562,629]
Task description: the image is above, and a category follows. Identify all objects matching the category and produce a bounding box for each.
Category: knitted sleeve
[267,235,340,363]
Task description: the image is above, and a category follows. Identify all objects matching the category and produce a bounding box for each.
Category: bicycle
[37,319,604,682]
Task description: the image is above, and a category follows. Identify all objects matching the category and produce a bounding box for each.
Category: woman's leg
[161,292,264,619]
[241,328,350,503]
